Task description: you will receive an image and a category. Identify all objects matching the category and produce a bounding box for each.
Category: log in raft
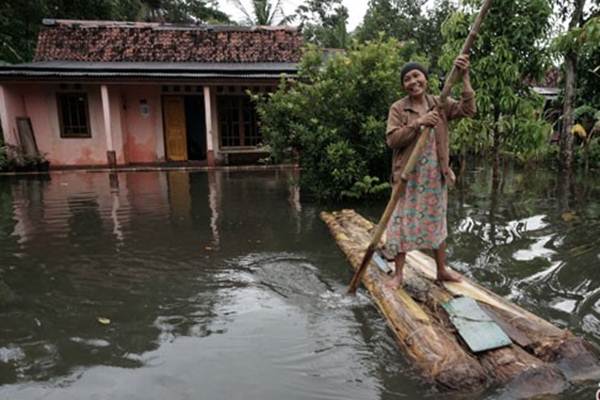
[321,209,600,397]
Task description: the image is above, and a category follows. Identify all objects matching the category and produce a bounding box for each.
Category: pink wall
[0,85,26,145]
[120,85,165,163]
[15,83,111,166]
[0,81,278,167]
[2,83,167,167]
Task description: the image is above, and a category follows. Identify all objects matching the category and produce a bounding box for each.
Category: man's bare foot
[385,273,403,289]
[436,268,462,283]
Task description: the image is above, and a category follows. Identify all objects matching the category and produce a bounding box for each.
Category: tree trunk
[557,168,572,214]
[459,145,467,177]
[559,0,586,170]
[560,52,577,170]
[492,130,500,172]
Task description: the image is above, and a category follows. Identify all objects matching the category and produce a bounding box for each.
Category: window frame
[57,91,92,139]
[217,93,261,148]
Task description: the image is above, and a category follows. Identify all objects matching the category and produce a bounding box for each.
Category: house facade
[0,19,302,168]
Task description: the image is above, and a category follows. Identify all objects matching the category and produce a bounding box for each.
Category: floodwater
[0,165,598,400]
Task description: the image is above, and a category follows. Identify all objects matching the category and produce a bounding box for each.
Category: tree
[553,0,600,170]
[441,0,553,166]
[229,0,293,25]
[355,0,456,71]
[136,0,231,23]
[0,0,123,63]
[0,0,46,63]
[418,0,457,71]
[574,23,600,109]
[254,38,424,200]
[295,0,350,49]
[356,0,424,42]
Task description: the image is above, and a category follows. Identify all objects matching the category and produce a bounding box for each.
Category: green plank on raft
[443,296,513,353]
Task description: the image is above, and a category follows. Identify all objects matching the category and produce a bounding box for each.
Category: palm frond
[229,0,255,24]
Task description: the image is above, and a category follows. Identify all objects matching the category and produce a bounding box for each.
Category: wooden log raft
[321,209,600,397]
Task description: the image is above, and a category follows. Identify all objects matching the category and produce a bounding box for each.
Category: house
[531,67,560,101]
[0,19,303,168]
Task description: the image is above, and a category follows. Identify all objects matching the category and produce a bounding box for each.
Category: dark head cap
[400,62,428,84]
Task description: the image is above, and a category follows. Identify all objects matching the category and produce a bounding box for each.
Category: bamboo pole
[348,0,494,294]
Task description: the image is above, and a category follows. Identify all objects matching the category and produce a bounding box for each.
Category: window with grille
[57,92,91,138]
[218,95,261,147]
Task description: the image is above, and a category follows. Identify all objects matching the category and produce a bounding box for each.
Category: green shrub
[0,146,7,170]
[574,137,600,169]
[0,144,49,172]
[255,38,424,201]
[341,175,391,199]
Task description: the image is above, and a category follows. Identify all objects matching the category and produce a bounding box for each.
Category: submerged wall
[0,84,26,145]
[1,83,169,167]
[4,83,111,166]
[120,85,165,164]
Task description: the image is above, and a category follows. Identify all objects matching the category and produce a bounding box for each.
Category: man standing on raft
[385,55,475,288]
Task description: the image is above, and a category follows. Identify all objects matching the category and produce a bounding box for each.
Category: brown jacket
[386,90,476,184]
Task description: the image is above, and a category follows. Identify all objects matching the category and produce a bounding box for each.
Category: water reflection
[0,163,598,399]
[208,171,220,246]
[0,169,400,400]
[0,171,231,386]
[447,162,600,346]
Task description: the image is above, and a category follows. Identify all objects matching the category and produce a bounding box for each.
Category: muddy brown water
[0,165,598,399]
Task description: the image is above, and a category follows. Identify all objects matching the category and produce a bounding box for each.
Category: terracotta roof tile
[34,19,303,63]
[524,67,560,88]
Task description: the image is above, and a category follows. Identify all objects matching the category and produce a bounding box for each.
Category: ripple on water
[142,252,401,400]
[221,252,374,312]
[69,337,111,348]
[0,345,26,363]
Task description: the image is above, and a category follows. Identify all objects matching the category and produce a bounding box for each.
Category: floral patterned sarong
[386,128,447,254]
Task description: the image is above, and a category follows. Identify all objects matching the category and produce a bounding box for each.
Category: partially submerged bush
[255,38,425,201]
[0,144,49,172]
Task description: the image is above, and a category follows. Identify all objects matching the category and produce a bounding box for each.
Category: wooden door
[163,96,188,161]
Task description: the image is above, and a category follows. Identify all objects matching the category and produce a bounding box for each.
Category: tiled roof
[34,19,303,63]
[524,67,560,88]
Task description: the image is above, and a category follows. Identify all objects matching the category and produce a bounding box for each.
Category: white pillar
[0,85,20,145]
[203,86,215,166]
[101,85,113,150]
[101,85,115,167]
[0,85,10,144]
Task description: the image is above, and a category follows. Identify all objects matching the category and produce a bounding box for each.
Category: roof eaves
[0,70,296,80]
[0,62,298,76]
